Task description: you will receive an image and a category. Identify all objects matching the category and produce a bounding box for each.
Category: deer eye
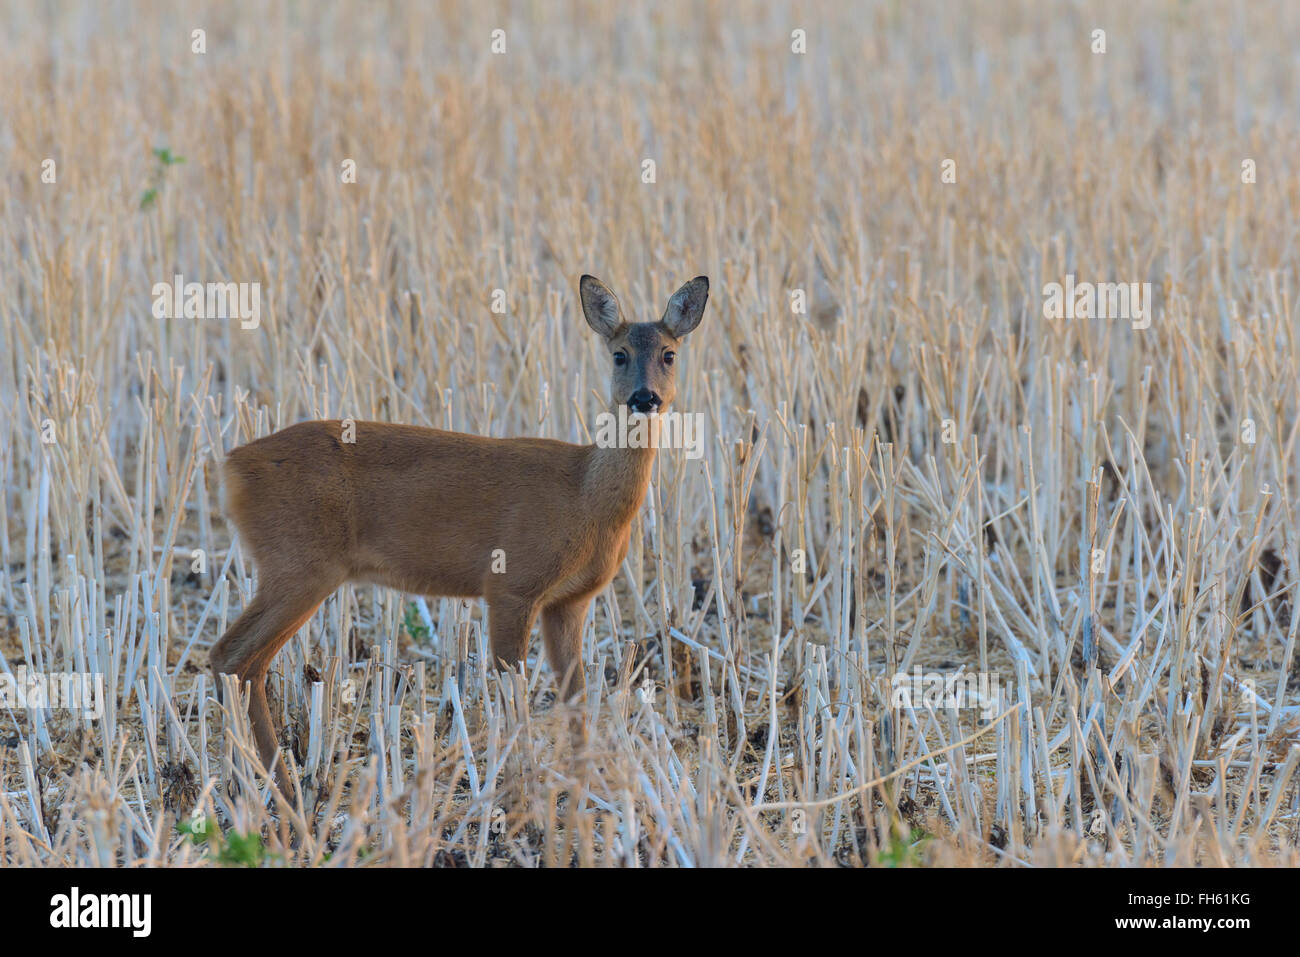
[613,351,628,367]
[663,351,676,365]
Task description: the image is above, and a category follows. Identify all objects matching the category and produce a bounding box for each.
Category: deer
[210,274,710,793]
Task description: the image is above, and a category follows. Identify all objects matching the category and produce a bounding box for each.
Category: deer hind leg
[541,598,590,704]
[210,569,342,790]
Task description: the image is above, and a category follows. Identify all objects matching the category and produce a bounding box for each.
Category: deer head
[580,274,709,414]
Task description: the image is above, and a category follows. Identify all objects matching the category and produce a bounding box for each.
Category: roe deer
[210,274,710,790]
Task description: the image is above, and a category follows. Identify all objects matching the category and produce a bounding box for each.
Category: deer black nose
[628,389,661,413]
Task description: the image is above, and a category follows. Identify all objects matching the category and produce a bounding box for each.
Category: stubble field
[2,0,1299,866]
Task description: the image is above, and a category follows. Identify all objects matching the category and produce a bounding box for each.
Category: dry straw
[1,0,1298,866]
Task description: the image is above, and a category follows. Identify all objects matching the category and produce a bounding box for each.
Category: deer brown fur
[210,274,709,791]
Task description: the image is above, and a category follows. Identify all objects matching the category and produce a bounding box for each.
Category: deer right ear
[661,276,709,338]
[580,275,623,339]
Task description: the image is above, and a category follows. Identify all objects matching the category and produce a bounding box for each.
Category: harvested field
[1,0,1299,867]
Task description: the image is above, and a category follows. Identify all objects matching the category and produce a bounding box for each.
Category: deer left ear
[661,276,709,338]
[580,275,624,339]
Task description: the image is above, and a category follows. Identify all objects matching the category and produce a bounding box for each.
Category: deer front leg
[488,594,540,674]
[487,593,541,810]
[541,598,589,703]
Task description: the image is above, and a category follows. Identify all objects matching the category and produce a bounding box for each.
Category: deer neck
[583,406,660,525]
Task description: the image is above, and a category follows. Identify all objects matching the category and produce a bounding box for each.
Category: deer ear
[580,275,623,339]
[661,276,709,338]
